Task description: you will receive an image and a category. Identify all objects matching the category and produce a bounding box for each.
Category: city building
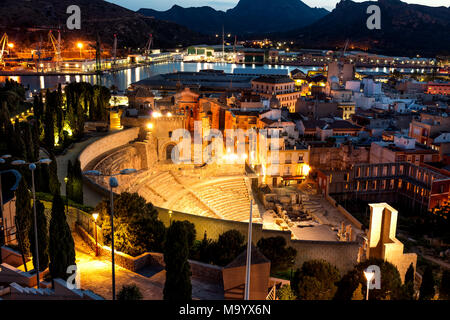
[370,135,440,165]
[427,82,450,95]
[409,112,450,146]
[251,76,300,112]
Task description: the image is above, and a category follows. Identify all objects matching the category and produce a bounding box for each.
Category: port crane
[0,33,10,66]
[88,33,103,77]
[145,34,153,60]
[48,30,62,70]
[113,34,117,66]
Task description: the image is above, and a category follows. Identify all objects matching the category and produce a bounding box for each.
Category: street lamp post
[92,213,99,257]
[0,155,12,256]
[364,270,375,300]
[77,42,83,59]
[12,158,52,289]
[244,200,253,300]
[83,168,137,301]
[64,176,69,215]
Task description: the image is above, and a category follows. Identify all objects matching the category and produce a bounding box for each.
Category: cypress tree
[405,263,415,285]
[440,270,450,300]
[29,200,49,272]
[15,178,33,255]
[48,193,76,280]
[12,120,26,159]
[30,121,40,162]
[398,263,416,300]
[66,160,73,200]
[72,159,83,204]
[420,266,435,300]
[55,84,64,146]
[20,122,35,163]
[43,90,55,152]
[351,283,364,300]
[48,153,60,196]
[163,221,195,301]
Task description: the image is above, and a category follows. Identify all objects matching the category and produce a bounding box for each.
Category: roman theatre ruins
[80,118,261,224]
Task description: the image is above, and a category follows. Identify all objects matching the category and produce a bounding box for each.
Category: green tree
[163,220,195,301]
[397,263,416,300]
[66,160,73,200]
[190,232,214,264]
[439,270,450,300]
[20,122,35,163]
[15,178,33,255]
[96,192,165,256]
[48,153,60,196]
[293,260,340,300]
[276,284,296,300]
[351,283,364,300]
[257,236,297,273]
[12,120,26,159]
[420,266,435,300]
[72,159,83,204]
[334,258,402,300]
[212,230,245,266]
[117,284,143,300]
[29,200,49,272]
[48,193,76,280]
[405,263,415,284]
[43,90,56,152]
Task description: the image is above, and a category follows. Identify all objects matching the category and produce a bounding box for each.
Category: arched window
[166,144,175,161]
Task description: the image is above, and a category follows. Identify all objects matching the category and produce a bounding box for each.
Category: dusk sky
[108,0,450,11]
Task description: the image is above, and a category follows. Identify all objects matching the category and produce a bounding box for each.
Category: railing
[266,285,277,300]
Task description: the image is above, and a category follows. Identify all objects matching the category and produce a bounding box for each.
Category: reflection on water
[0,62,429,92]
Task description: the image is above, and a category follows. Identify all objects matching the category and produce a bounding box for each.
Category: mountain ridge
[280,0,450,56]
[138,0,329,35]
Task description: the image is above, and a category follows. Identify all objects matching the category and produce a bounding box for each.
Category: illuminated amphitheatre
[82,122,262,224]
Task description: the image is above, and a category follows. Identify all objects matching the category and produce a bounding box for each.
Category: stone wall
[79,128,140,171]
[76,224,223,283]
[326,194,363,230]
[158,207,360,274]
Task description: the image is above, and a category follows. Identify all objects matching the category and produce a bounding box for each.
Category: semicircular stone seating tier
[123,168,260,222]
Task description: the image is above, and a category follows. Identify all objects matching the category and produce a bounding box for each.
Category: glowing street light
[92,213,99,257]
[364,269,375,300]
[7,43,14,49]
[146,122,154,130]
[77,42,83,59]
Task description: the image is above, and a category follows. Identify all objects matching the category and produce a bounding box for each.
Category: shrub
[257,236,297,273]
[211,230,245,266]
[292,260,340,300]
[117,284,143,300]
[276,284,297,300]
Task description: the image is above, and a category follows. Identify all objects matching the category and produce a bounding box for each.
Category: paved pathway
[74,232,164,300]
[55,133,108,207]
[74,232,224,300]
[422,255,450,270]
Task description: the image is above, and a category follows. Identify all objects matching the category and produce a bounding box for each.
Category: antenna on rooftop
[222,25,225,63]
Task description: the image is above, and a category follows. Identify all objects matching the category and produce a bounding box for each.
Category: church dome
[270,94,280,109]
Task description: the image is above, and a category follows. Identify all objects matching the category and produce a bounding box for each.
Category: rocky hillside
[281,0,450,56]
[0,0,210,49]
